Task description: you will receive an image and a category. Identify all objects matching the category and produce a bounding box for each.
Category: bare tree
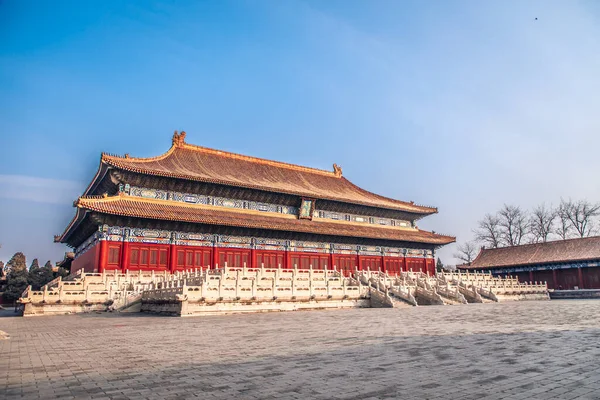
[529,203,556,243]
[559,198,600,238]
[454,241,478,264]
[498,204,529,246]
[555,201,573,239]
[474,214,502,248]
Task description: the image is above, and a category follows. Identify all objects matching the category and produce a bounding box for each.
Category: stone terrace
[1,301,600,400]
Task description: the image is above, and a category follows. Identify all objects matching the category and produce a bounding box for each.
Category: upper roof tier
[97,131,437,214]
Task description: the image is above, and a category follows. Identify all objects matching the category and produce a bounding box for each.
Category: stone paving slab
[1,300,600,399]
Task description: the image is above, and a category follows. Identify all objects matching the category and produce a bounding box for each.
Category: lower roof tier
[56,193,455,247]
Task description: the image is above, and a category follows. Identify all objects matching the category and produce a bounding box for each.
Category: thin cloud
[0,175,83,205]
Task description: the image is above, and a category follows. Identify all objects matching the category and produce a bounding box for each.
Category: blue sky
[1,0,599,265]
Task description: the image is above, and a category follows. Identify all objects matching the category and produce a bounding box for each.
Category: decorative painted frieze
[90,226,432,257]
[217,235,253,249]
[288,240,330,254]
[129,186,168,200]
[358,245,383,256]
[314,210,412,228]
[125,185,415,227]
[331,243,359,255]
[127,185,298,216]
[406,249,427,258]
[254,238,287,251]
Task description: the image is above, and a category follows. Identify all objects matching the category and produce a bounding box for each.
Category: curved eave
[54,206,89,246]
[82,158,112,196]
[74,194,454,245]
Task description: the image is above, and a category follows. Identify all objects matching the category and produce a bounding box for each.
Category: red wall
[174,245,211,271]
[71,243,99,274]
[104,242,123,272]
[405,257,427,274]
[582,267,600,289]
[257,250,286,268]
[71,241,433,276]
[289,253,329,270]
[496,267,600,290]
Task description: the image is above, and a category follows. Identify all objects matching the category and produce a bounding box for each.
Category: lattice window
[108,246,120,265]
[131,249,139,265]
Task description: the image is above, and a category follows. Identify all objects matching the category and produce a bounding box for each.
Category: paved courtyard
[1,300,600,400]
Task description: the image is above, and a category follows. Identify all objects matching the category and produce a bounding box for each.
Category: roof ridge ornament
[172,130,187,147]
[333,163,343,177]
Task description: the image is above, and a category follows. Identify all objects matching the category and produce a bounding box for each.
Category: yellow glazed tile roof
[99,131,437,214]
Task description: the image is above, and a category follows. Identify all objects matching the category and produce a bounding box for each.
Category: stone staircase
[18,267,550,316]
[19,270,168,316]
[439,271,550,302]
[141,265,371,316]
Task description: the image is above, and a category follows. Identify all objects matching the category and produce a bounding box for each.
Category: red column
[578,268,584,289]
[213,243,219,268]
[169,244,177,273]
[120,241,130,272]
[529,270,534,283]
[250,248,256,269]
[381,255,385,273]
[98,240,108,274]
[328,253,333,270]
[552,269,557,289]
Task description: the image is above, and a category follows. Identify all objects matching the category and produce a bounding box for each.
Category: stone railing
[476,286,498,302]
[441,271,520,287]
[456,281,484,303]
[369,286,394,308]
[488,281,548,295]
[414,285,444,305]
[389,285,418,306]
[436,283,468,304]
[142,265,366,305]
[20,285,117,305]
[41,276,63,291]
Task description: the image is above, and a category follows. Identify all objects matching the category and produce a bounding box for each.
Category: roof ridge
[178,142,340,178]
[102,130,341,178]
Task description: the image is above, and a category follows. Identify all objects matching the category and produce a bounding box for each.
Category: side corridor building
[461,236,600,289]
